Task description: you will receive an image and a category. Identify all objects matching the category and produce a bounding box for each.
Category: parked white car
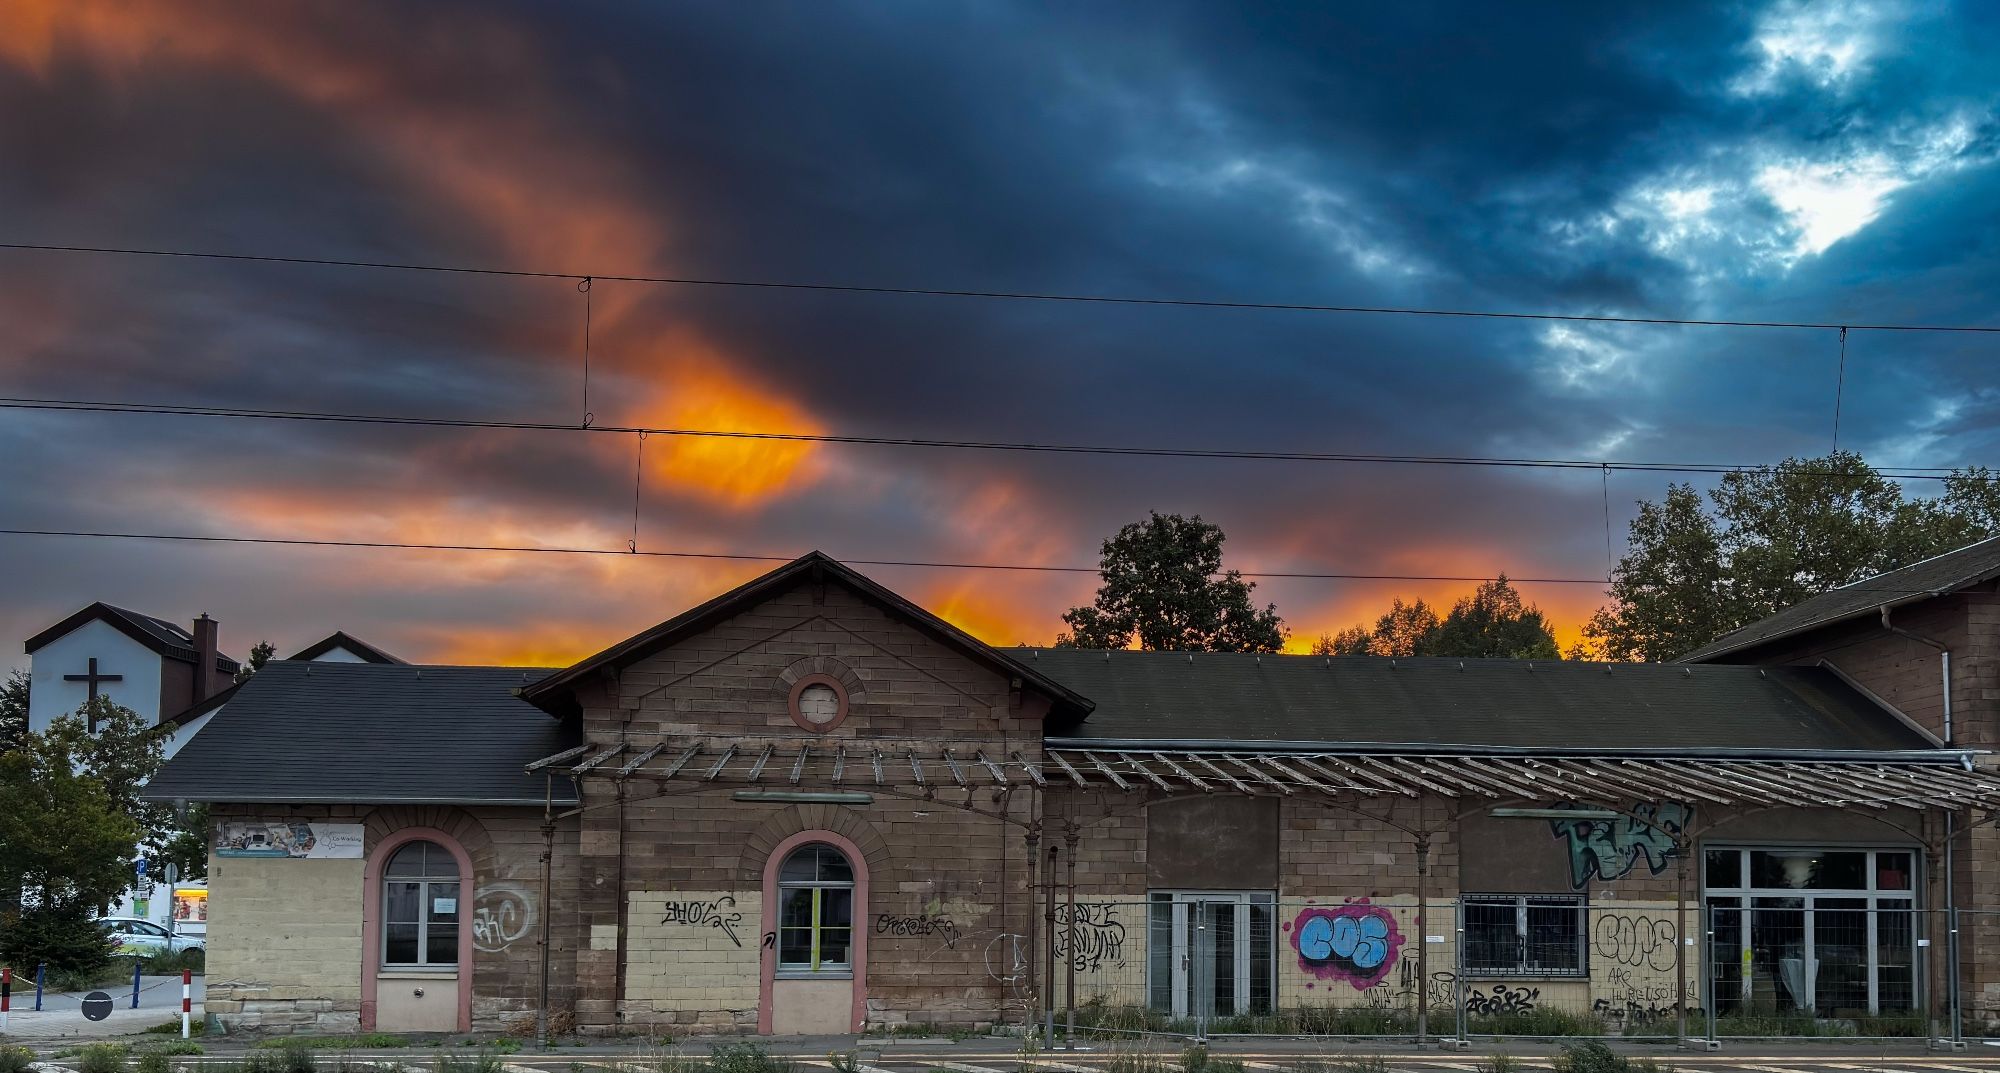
[99,916,204,955]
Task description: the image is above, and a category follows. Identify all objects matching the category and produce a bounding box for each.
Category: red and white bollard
[180,968,191,1039]
[3,965,13,1032]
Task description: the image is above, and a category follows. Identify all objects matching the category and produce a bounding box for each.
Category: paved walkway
[0,975,203,1041]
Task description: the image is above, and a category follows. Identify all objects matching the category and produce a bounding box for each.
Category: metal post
[1674,841,1688,1044]
[1415,835,1431,1043]
[1043,843,1059,1049]
[34,963,43,1012]
[1704,905,1717,1044]
[1950,905,1963,1045]
[536,819,554,1047]
[1025,823,1041,1040]
[1454,902,1467,1041]
[1064,824,1078,1047]
[131,956,141,1009]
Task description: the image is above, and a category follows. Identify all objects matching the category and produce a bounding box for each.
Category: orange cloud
[628,333,826,509]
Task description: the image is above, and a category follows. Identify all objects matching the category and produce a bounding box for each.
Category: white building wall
[27,619,164,732]
[309,645,371,663]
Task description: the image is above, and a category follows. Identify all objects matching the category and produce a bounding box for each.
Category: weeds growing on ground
[255,1036,409,1051]
[0,1045,37,1073]
[74,1042,133,1073]
[144,1017,207,1035]
[1468,1007,1606,1037]
[1476,1054,1519,1073]
[435,1051,509,1073]
[1549,1040,1671,1073]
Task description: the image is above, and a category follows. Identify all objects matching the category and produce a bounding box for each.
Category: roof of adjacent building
[25,602,241,672]
[286,631,408,664]
[1024,648,1934,753]
[1679,535,2000,663]
[143,661,577,806]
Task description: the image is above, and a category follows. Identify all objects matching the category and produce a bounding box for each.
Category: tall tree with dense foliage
[1314,578,1559,658]
[0,668,26,752]
[0,710,139,976]
[1583,453,2000,662]
[1058,512,1287,652]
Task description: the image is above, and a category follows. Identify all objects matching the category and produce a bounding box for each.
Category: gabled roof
[143,661,578,806]
[24,602,240,673]
[521,551,1093,718]
[287,631,408,664]
[1024,648,1934,753]
[1679,535,2000,663]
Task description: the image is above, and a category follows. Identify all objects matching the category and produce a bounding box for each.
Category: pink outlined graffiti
[1286,900,1405,990]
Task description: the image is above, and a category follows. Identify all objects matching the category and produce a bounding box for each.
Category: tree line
[1055,452,2000,660]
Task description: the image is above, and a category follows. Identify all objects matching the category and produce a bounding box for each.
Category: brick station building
[143,544,2000,1038]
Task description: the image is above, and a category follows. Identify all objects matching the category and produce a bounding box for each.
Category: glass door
[1150,891,1274,1025]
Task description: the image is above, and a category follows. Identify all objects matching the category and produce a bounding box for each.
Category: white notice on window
[1918,938,1932,947]
[433,897,457,915]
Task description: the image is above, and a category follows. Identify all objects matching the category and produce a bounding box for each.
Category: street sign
[135,858,148,878]
[81,991,114,1021]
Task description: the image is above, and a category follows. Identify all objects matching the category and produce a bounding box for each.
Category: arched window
[383,840,461,967]
[776,843,853,974]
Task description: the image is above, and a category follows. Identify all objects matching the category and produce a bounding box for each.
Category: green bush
[1470,1007,1605,1037]
[0,1045,38,1073]
[75,1042,133,1073]
[1,900,120,981]
[434,1051,506,1073]
[708,1043,792,1073]
[1551,1041,1660,1073]
[1292,1005,1410,1036]
[141,948,206,976]
[1476,1056,1518,1073]
[1177,1046,1244,1073]
[255,1036,408,1051]
[242,1042,316,1073]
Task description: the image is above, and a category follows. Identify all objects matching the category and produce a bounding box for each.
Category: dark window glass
[775,844,855,971]
[1462,895,1583,977]
[779,928,813,965]
[385,882,422,924]
[1749,850,1867,890]
[819,928,851,966]
[1876,852,1913,890]
[1706,849,1742,888]
[427,926,459,966]
[385,923,420,964]
[1148,897,1173,1012]
[822,888,853,927]
[781,889,814,928]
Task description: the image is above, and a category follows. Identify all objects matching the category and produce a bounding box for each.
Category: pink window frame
[361,827,475,1032]
[758,830,869,1033]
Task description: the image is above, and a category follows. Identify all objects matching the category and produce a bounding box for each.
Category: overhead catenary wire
[0,526,1968,597]
[7,241,2000,333]
[0,396,1981,481]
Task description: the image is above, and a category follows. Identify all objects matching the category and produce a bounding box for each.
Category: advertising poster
[215,821,364,859]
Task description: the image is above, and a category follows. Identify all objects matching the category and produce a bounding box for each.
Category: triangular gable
[520,551,1093,719]
[287,631,408,664]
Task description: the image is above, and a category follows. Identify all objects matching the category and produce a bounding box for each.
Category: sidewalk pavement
[0,975,203,1041]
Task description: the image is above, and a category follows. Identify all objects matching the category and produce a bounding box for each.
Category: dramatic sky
[4,1,1999,668]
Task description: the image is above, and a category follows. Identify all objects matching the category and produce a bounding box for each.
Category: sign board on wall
[216,821,364,859]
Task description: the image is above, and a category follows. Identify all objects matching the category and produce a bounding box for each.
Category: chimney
[193,613,220,703]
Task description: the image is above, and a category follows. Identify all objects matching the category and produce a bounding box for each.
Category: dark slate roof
[1024,649,1934,753]
[1679,535,2000,663]
[287,631,408,664]
[25,602,241,673]
[144,661,578,805]
[523,551,1093,719]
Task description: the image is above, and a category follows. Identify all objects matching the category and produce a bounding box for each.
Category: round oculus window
[787,673,849,732]
[798,684,840,725]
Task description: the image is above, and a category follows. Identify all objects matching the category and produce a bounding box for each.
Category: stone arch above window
[739,803,890,886]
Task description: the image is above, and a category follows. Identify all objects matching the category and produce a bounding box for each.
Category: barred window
[1463,894,1585,977]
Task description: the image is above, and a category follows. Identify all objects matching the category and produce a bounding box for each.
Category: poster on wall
[215,821,364,859]
[172,889,208,924]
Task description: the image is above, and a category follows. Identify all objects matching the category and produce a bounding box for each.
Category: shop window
[1703,847,1918,1016]
[383,840,461,968]
[777,843,854,974]
[1462,894,1585,977]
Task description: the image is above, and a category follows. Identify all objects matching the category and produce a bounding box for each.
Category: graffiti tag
[1289,900,1405,990]
[985,933,1029,983]
[661,895,744,947]
[1593,913,1677,971]
[1548,801,1690,888]
[875,913,959,948]
[1465,983,1540,1016]
[471,884,536,953]
[1053,902,1127,971]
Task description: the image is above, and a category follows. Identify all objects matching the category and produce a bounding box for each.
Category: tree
[1312,578,1560,659]
[1058,512,1287,652]
[235,640,276,683]
[0,668,26,752]
[0,711,139,976]
[1427,576,1561,659]
[1584,453,2000,661]
[1309,626,1372,656]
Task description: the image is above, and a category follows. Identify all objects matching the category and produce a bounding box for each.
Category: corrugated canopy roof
[1020,649,1931,752]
